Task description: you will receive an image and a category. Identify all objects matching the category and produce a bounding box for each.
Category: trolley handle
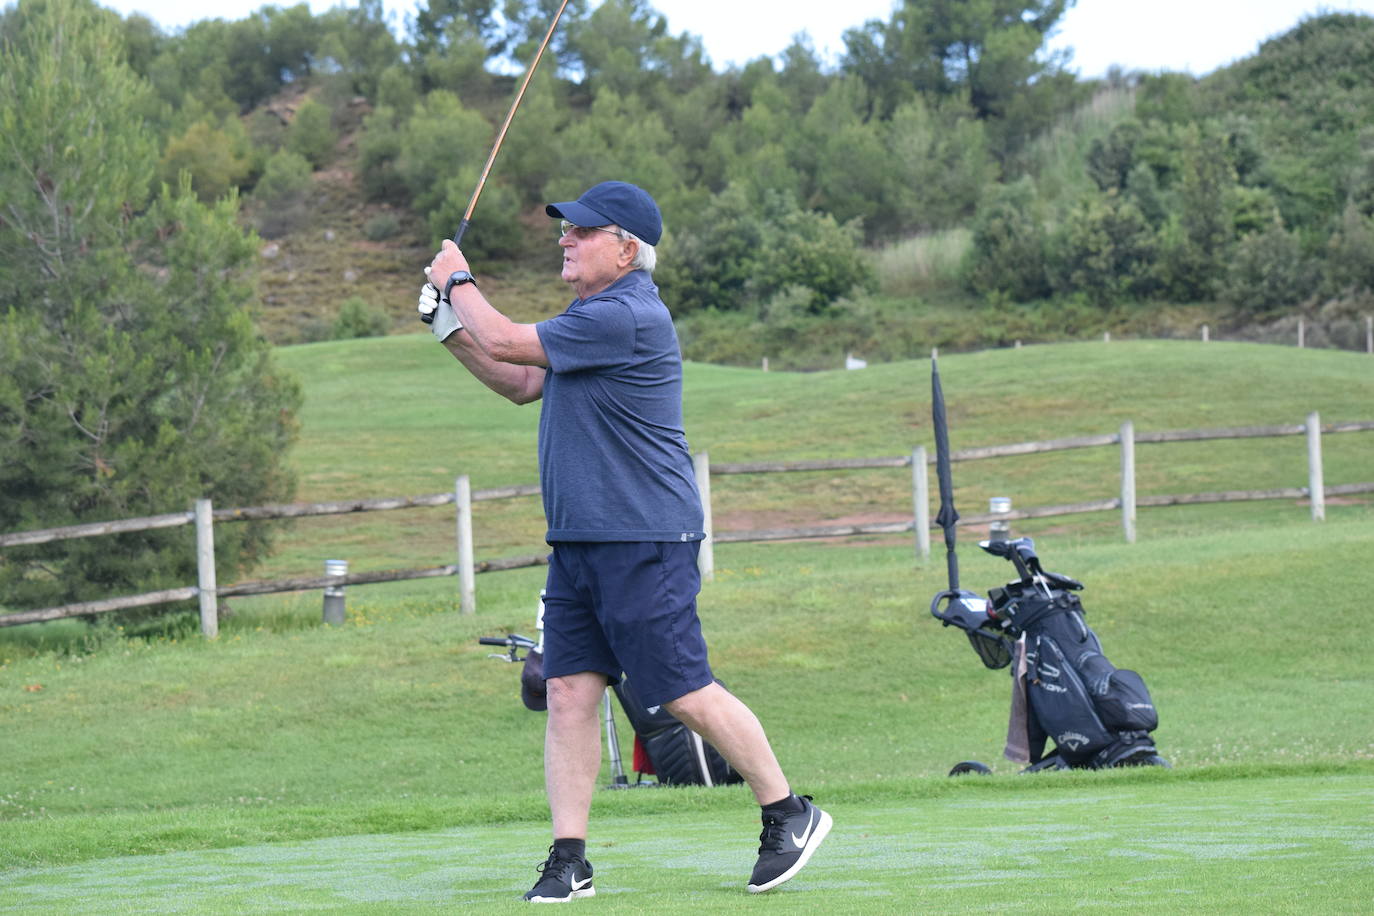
[478,633,537,662]
[479,634,536,648]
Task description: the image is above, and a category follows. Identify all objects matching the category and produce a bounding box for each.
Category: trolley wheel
[948,760,992,777]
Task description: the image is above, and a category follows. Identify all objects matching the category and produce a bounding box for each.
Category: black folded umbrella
[931,353,960,592]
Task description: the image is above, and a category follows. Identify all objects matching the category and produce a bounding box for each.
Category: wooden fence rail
[3,416,1371,634]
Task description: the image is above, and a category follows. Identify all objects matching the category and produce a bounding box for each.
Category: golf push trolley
[930,537,1168,773]
[926,353,1166,774]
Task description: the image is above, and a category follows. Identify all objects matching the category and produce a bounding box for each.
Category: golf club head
[979,535,1037,562]
[981,537,1084,592]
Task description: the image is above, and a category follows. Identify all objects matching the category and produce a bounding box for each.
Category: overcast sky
[95,0,1374,78]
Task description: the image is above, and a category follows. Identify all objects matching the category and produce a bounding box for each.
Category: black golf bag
[931,538,1164,771]
[613,676,744,787]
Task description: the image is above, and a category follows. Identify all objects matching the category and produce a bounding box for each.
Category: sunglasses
[559,220,623,241]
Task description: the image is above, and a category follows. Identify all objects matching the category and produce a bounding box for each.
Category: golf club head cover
[418,274,462,342]
[520,647,547,711]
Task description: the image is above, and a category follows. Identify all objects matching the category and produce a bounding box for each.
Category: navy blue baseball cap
[546,181,662,246]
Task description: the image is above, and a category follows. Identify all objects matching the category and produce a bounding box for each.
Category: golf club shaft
[459,0,571,242]
[420,0,572,323]
[604,688,628,786]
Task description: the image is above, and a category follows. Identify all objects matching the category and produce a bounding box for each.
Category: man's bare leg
[544,671,609,838]
[665,680,831,892]
[664,681,790,804]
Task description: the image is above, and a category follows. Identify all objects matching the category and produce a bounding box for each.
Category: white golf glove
[418,268,462,343]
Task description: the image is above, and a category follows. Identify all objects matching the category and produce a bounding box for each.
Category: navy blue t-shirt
[534,270,704,543]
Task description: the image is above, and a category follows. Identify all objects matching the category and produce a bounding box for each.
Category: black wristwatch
[443,269,478,301]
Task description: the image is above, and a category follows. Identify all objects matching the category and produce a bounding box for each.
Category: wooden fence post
[1306,412,1325,522]
[1298,318,1306,349]
[1202,325,1210,342]
[912,446,930,560]
[194,498,218,638]
[1366,315,1372,354]
[455,475,476,614]
[694,451,714,581]
[1120,421,1137,544]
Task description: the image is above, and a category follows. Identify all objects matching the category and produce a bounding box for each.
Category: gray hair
[615,227,657,274]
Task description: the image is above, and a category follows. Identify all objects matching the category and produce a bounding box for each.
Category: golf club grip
[420,219,473,326]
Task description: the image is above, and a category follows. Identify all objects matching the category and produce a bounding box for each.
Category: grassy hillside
[252,168,570,345]
[258,336,1374,580]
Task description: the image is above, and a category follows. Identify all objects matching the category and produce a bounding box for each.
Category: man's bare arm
[426,241,548,405]
[440,328,545,405]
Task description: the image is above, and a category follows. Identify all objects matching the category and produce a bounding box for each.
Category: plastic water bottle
[322,559,348,625]
[989,497,1012,543]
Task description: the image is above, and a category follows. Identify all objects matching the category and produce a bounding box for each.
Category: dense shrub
[252,150,314,238]
[394,91,524,258]
[1220,224,1317,319]
[1050,193,1157,305]
[363,212,401,241]
[357,105,406,202]
[286,98,337,168]
[1324,202,1374,295]
[656,186,874,317]
[331,296,391,339]
[159,120,252,202]
[961,178,1052,301]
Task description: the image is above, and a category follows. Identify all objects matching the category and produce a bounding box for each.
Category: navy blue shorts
[541,541,714,708]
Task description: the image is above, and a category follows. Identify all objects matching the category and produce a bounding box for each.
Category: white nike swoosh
[571,876,593,891]
[791,809,817,848]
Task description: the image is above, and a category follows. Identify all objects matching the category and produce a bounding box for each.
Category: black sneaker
[523,846,595,903]
[747,795,832,893]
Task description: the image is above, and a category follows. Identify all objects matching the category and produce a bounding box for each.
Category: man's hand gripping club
[418,267,464,342]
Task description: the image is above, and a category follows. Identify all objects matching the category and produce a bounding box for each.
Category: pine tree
[0,0,300,617]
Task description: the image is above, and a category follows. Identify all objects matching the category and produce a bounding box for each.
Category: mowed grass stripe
[2,773,1370,914]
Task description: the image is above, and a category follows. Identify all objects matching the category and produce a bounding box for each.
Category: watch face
[445,271,475,296]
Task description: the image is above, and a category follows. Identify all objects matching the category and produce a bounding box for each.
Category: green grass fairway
[3,773,1370,914]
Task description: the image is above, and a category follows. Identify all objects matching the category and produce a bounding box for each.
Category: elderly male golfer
[420,181,831,901]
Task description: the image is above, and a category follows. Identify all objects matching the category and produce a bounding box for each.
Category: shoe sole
[746,808,833,893]
[525,886,596,903]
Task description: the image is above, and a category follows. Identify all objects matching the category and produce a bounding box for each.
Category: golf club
[420,0,572,323]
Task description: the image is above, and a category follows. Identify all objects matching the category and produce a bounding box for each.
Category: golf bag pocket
[1095,669,1158,732]
[1027,635,1115,763]
[613,676,741,787]
[611,676,680,736]
[642,724,742,787]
